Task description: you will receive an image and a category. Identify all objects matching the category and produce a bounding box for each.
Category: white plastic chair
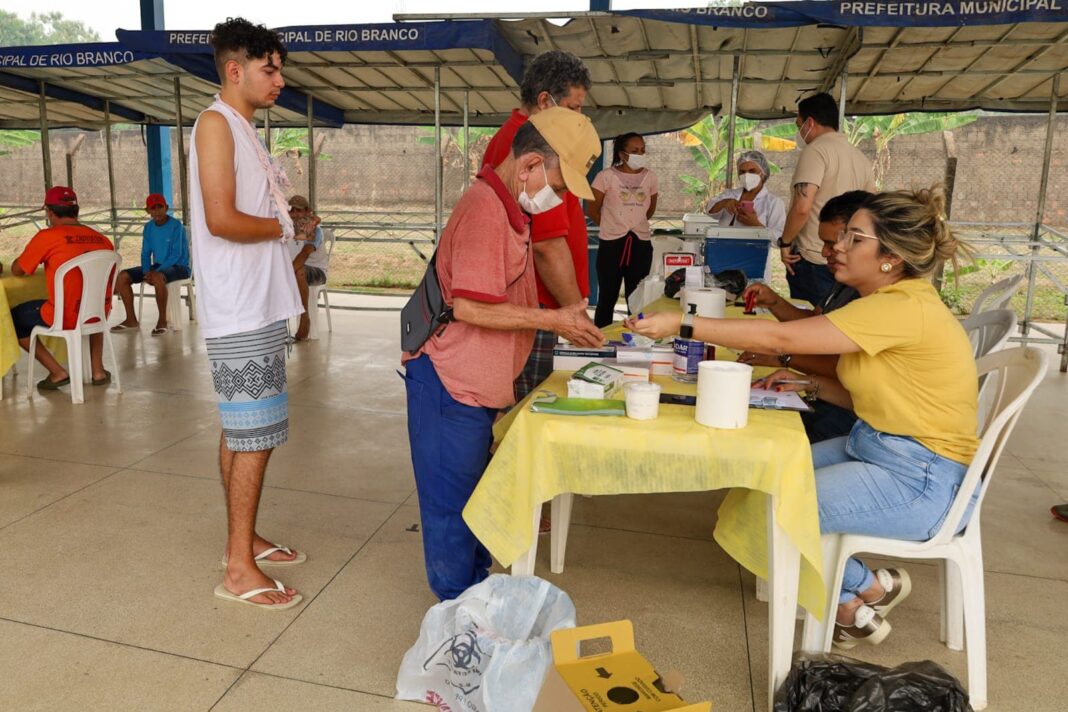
[799,347,1049,711]
[962,308,1016,359]
[970,274,1024,315]
[306,228,335,340]
[137,274,195,331]
[28,250,123,404]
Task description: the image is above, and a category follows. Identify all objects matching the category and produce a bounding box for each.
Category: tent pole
[725,55,740,189]
[838,69,848,128]
[307,94,316,211]
[38,81,53,190]
[435,66,443,240]
[104,100,117,238]
[463,90,470,190]
[1023,73,1059,344]
[173,77,190,227]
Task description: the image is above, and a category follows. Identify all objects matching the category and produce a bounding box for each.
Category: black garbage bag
[773,653,972,712]
[663,268,748,299]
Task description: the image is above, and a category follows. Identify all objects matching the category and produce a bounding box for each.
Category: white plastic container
[624,382,661,420]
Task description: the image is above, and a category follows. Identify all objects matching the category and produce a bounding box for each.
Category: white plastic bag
[396,574,576,712]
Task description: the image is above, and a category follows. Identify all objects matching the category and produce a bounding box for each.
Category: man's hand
[292,215,321,241]
[742,283,781,309]
[780,246,802,275]
[550,300,603,347]
[623,311,682,340]
[737,351,779,368]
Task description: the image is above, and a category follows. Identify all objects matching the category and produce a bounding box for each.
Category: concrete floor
[0,301,1066,711]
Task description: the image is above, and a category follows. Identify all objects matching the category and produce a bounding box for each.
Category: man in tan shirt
[778,92,876,306]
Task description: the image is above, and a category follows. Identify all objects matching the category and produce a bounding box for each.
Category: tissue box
[568,361,624,399]
[616,345,674,376]
[553,345,617,371]
[532,620,711,712]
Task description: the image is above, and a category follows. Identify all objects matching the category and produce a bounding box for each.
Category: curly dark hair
[211,17,288,81]
[519,50,591,108]
[611,132,642,166]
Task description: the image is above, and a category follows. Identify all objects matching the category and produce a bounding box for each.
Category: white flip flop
[221,545,307,567]
[213,578,303,610]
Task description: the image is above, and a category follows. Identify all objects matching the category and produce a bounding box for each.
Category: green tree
[0,129,39,156]
[0,10,100,46]
[419,126,497,184]
[262,128,330,175]
[844,112,979,189]
[677,116,797,210]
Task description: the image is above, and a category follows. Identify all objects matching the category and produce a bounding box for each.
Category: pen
[757,379,811,386]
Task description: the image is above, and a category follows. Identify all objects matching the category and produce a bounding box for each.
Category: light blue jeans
[813,420,976,604]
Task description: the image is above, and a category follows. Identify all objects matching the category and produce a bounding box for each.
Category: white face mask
[796,119,812,147]
[625,152,647,170]
[518,163,564,215]
[740,172,762,191]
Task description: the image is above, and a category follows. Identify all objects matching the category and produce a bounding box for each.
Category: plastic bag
[774,653,972,712]
[396,574,577,712]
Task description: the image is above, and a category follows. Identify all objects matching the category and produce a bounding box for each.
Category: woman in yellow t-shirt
[626,187,979,650]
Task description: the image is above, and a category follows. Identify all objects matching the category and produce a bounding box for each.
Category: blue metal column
[142,0,173,205]
[586,0,610,306]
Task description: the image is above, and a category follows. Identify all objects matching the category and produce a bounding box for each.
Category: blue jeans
[786,257,837,307]
[403,355,497,601]
[124,264,191,283]
[814,420,976,603]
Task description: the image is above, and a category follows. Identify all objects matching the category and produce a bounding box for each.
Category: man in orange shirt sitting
[8,186,115,390]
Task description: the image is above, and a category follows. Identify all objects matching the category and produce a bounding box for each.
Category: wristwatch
[778,353,793,368]
[775,237,792,249]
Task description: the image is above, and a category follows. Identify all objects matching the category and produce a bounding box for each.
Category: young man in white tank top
[191,18,318,610]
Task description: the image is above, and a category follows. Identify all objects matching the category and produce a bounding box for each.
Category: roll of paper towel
[695,361,753,429]
[683,287,726,318]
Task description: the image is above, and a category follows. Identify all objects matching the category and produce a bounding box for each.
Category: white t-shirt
[188,104,303,339]
[592,167,659,241]
[288,226,330,271]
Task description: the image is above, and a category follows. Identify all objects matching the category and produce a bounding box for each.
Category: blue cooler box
[703,231,773,280]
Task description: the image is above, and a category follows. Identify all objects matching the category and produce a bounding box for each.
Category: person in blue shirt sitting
[112,193,192,335]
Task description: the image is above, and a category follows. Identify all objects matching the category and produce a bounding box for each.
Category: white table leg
[550,493,573,574]
[510,505,541,576]
[766,492,801,711]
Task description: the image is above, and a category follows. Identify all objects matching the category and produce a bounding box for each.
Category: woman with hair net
[706,150,786,279]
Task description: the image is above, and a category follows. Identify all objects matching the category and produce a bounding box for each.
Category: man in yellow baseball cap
[399,105,603,601]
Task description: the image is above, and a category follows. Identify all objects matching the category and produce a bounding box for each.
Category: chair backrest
[961,308,1016,359]
[930,346,1048,545]
[322,227,336,260]
[51,250,122,331]
[971,273,1024,315]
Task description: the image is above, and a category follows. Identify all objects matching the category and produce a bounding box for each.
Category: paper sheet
[749,388,812,412]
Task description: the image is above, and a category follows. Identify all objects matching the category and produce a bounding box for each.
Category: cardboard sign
[533,621,712,712]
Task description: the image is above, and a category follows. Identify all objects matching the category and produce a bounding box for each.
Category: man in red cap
[7,186,114,389]
[111,193,191,335]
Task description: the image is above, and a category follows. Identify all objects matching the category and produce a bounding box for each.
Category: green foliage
[0,129,40,156]
[261,128,331,175]
[418,126,498,183]
[844,112,979,188]
[0,10,100,46]
[677,116,797,210]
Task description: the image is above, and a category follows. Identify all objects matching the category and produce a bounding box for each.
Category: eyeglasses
[835,227,880,250]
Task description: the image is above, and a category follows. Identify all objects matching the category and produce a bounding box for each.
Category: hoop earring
[880,263,893,273]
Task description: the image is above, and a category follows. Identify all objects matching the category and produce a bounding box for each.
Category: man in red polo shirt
[482,50,597,401]
[403,108,603,600]
[8,186,114,390]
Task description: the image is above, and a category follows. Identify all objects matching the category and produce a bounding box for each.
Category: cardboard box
[568,362,625,399]
[533,621,711,712]
[554,345,617,372]
[596,359,650,384]
[615,345,674,376]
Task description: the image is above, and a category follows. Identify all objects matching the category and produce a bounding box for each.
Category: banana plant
[844,112,978,188]
[0,129,40,156]
[677,116,797,210]
[260,128,331,175]
[418,126,498,184]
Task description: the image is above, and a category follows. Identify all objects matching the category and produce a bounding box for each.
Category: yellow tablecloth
[464,301,827,617]
[1,273,67,377]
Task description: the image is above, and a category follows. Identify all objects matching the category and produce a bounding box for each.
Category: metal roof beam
[0,71,145,122]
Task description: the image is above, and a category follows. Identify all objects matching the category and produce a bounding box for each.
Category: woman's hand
[751,368,811,392]
[708,198,738,216]
[623,311,682,340]
[735,208,763,227]
[737,351,778,368]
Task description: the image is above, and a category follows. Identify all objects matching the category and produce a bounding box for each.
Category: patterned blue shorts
[205,321,289,452]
